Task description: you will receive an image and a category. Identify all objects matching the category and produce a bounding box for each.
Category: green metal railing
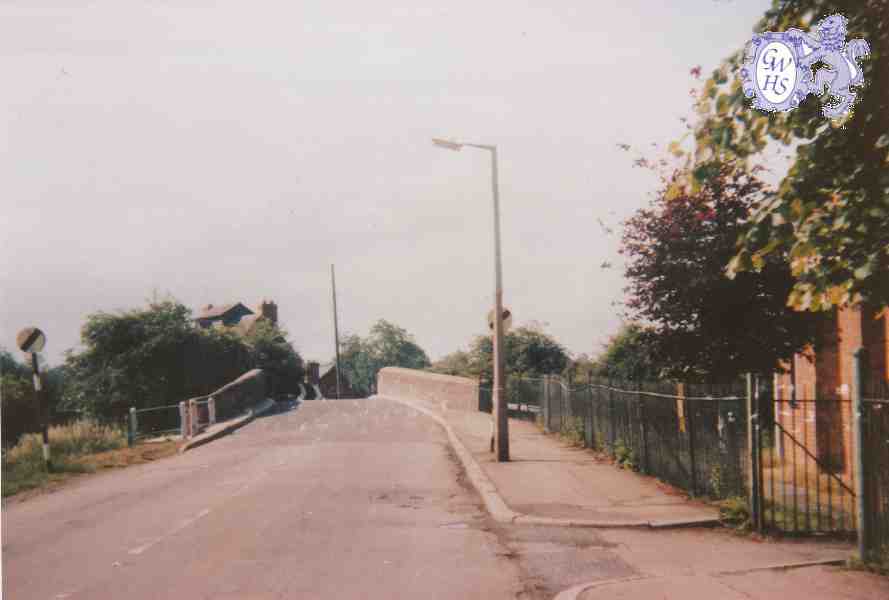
[127,404,182,446]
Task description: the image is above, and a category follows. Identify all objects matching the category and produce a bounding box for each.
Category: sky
[1,0,774,367]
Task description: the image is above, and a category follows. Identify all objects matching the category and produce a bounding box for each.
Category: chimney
[307,362,320,385]
[258,299,278,324]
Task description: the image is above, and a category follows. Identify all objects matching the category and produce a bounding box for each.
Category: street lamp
[432,137,509,462]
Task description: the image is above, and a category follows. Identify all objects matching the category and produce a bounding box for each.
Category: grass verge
[2,421,178,499]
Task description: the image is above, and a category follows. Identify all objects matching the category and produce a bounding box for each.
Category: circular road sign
[16,327,46,353]
[487,308,513,333]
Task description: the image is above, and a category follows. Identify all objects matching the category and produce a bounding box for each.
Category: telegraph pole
[330,264,342,400]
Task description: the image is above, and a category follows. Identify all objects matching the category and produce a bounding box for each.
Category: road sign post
[16,327,51,472]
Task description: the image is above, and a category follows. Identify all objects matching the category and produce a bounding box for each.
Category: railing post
[190,399,199,437]
[179,401,189,439]
[128,407,137,447]
[747,373,763,533]
[687,389,698,496]
[637,382,648,474]
[209,396,216,425]
[608,379,616,452]
[542,376,550,433]
[852,348,871,561]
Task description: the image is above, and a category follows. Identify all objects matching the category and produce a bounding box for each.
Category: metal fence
[862,378,889,563]
[529,376,749,500]
[480,373,883,539]
[479,378,544,419]
[127,404,182,445]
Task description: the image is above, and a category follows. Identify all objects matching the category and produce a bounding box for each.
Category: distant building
[194,300,278,334]
[195,303,254,329]
[306,360,360,399]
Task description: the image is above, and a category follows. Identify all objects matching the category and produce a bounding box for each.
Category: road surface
[2,398,523,599]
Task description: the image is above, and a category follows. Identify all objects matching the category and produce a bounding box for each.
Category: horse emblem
[741,14,869,119]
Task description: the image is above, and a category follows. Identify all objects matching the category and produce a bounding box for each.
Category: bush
[1,420,126,497]
[718,496,752,531]
[614,438,638,470]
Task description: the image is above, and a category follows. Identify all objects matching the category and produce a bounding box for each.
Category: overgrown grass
[559,416,585,447]
[613,438,638,471]
[847,548,889,577]
[718,496,752,532]
[2,421,127,497]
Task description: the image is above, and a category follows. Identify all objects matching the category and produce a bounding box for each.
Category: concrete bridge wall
[377,367,478,412]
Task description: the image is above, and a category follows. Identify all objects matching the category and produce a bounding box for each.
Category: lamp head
[432,138,463,151]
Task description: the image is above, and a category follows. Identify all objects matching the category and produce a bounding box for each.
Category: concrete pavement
[378,394,719,526]
[2,398,525,599]
[379,394,889,600]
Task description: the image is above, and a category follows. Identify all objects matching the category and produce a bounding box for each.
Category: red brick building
[775,305,889,473]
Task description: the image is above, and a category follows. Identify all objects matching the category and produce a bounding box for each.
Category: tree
[561,353,598,382]
[61,300,254,420]
[337,320,431,396]
[243,320,304,396]
[429,349,475,377]
[593,324,664,382]
[622,163,818,379]
[468,325,570,383]
[687,1,889,310]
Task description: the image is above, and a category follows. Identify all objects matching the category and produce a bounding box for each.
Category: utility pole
[331,264,342,400]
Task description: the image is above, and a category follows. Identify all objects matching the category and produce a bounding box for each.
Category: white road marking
[127,508,211,555]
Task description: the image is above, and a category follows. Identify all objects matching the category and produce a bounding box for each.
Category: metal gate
[861,378,889,562]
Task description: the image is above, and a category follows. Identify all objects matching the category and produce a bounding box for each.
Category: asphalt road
[2,398,524,600]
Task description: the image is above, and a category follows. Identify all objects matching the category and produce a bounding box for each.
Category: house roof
[319,362,337,377]
[195,302,254,320]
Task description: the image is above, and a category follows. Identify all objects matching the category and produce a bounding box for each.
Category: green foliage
[1,420,126,497]
[691,1,889,310]
[622,163,817,379]
[1,372,37,448]
[562,353,598,382]
[428,349,475,377]
[709,465,725,499]
[61,300,259,420]
[242,320,304,395]
[559,416,585,447]
[718,496,752,531]
[461,325,570,383]
[1,348,68,447]
[594,324,664,382]
[614,438,638,471]
[847,550,889,576]
[339,319,431,396]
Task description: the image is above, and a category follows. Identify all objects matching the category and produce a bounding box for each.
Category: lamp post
[432,137,509,462]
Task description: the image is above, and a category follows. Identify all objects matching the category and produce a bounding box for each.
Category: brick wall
[774,306,889,474]
[377,367,479,412]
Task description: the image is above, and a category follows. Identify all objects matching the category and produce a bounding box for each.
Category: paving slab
[568,566,889,600]
[385,395,719,526]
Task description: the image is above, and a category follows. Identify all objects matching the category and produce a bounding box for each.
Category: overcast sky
[2,0,772,366]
